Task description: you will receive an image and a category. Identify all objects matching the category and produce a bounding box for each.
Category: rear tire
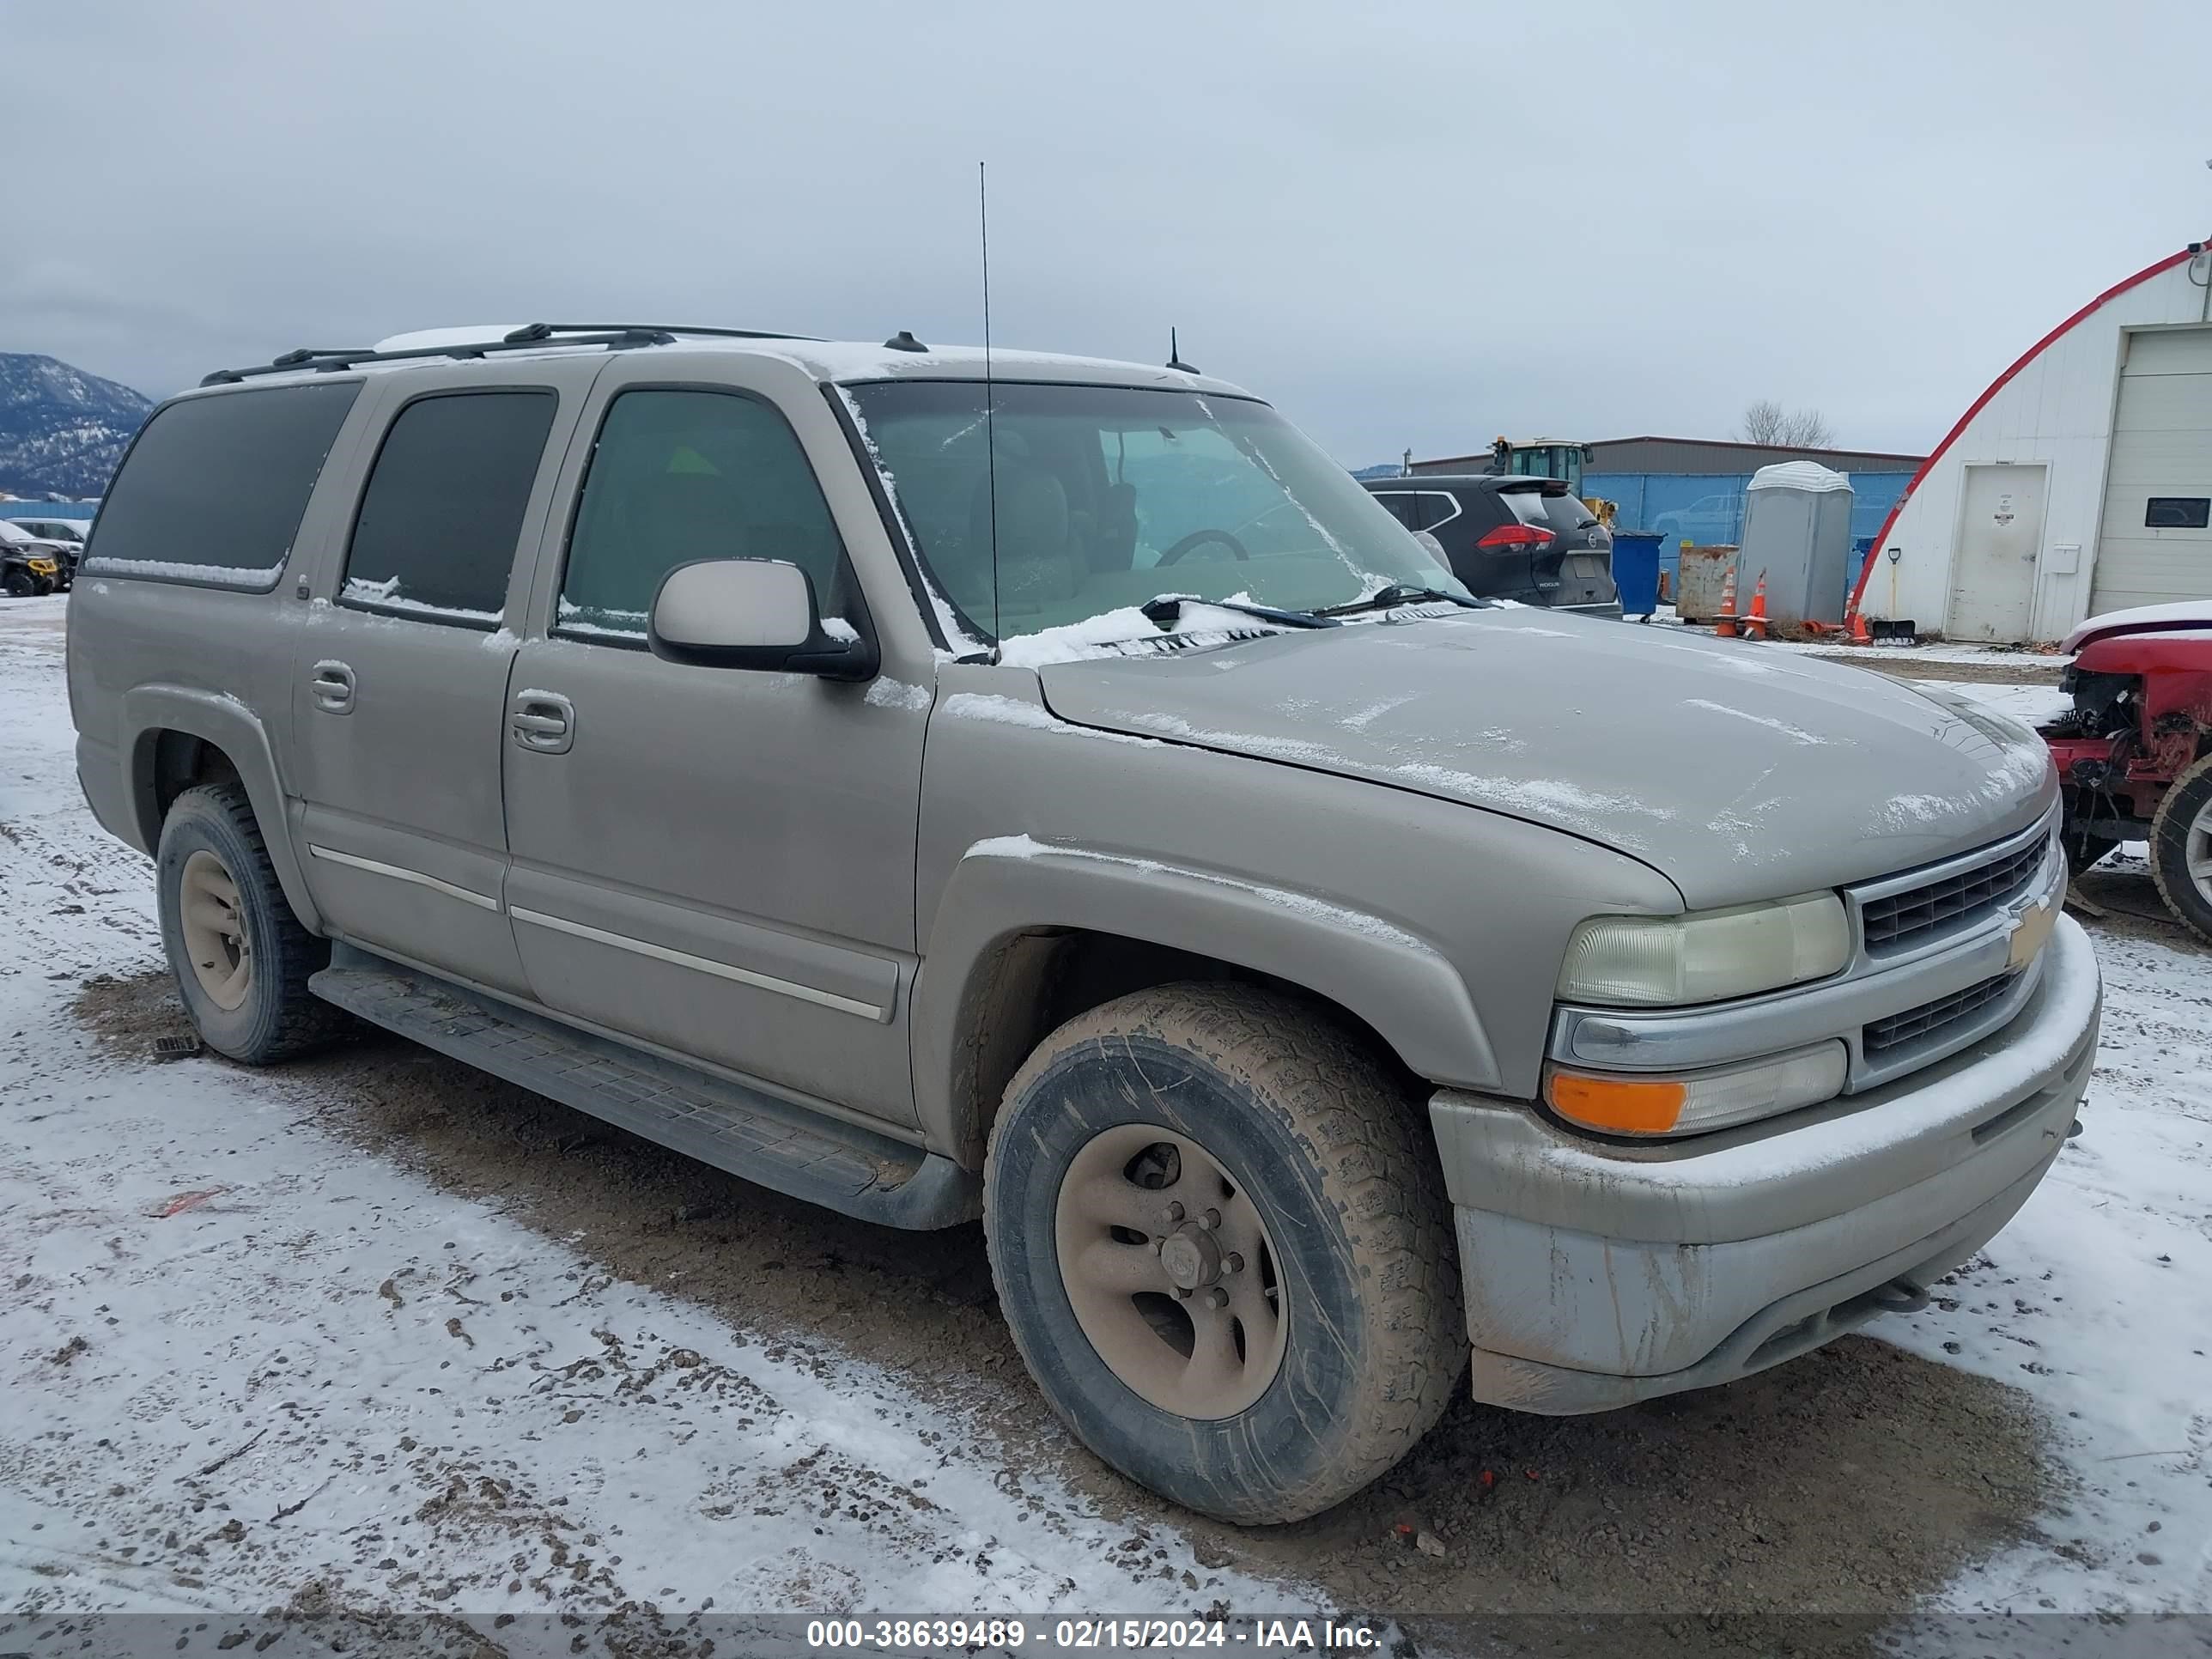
[983,982,1465,1525]
[156,782,347,1061]
[2149,754,2212,945]
[1,568,32,598]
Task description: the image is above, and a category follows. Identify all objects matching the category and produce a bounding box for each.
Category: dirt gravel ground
[1804,653,2068,686]
[69,966,2055,1655]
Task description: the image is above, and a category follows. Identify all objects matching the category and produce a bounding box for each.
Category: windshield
[846,381,1467,647]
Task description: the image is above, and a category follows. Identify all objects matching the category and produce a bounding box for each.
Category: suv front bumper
[1428,913,2100,1413]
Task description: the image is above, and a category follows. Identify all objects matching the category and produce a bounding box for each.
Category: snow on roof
[370,325,532,352]
[2063,599,2212,653]
[1747,460,1851,493]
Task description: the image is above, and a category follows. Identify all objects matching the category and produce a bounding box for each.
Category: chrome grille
[1860,837,2045,954]
[1863,971,2012,1054]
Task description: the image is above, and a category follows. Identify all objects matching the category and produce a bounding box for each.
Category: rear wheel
[983,982,1464,1524]
[1,568,32,598]
[2149,754,2212,945]
[156,782,347,1061]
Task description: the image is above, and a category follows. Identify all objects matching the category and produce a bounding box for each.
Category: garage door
[2089,326,2212,613]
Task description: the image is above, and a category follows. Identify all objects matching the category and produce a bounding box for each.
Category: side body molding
[120,684,324,934]
[911,837,1503,1160]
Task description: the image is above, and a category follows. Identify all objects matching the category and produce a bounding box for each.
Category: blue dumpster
[1611,531,1663,620]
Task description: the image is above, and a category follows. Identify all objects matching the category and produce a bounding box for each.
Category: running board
[307,952,981,1231]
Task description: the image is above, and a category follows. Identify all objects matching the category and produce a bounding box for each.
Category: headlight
[1557,893,1849,1006]
[1545,1042,1849,1137]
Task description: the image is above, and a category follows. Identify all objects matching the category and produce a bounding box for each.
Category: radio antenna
[979,161,1001,659]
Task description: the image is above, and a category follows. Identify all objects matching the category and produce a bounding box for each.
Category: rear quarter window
[1367,490,1420,530]
[83,381,361,589]
[1368,489,1466,534]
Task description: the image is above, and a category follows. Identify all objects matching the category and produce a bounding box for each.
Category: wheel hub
[1158,1226,1222,1291]
[2189,798,2212,907]
[1053,1123,1287,1420]
[178,848,252,1012]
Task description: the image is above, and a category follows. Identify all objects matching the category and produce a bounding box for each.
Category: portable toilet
[1740,462,1854,630]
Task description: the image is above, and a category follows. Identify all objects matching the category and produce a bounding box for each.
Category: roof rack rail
[196,319,812,388]
[505,321,823,343]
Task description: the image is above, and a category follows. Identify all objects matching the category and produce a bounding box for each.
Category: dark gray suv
[1364,473,1619,616]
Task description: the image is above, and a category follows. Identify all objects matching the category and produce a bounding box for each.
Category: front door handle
[309,659,356,714]
[511,690,574,755]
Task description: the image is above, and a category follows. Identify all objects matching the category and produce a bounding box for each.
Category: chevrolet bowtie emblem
[2008,900,2056,971]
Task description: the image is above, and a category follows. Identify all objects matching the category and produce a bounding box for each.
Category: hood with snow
[1032,608,2056,909]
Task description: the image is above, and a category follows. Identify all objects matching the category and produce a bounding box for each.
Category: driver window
[558,388,847,641]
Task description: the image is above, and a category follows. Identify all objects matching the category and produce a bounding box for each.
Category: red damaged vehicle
[2041,602,2212,939]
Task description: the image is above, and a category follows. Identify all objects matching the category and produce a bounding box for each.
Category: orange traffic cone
[1848,606,1872,646]
[1742,570,1770,641]
[1714,564,1739,638]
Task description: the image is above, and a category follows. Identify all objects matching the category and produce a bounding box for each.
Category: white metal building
[1856,236,2212,642]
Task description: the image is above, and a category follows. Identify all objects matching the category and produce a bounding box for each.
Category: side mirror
[647,558,878,682]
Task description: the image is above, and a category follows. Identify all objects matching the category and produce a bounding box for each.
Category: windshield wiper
[1141,593,1340,630]
[1315,584,1486,618]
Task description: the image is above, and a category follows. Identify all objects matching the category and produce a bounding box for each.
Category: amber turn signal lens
[1546,1071,1687,1135]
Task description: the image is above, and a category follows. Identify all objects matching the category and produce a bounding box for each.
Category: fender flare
[121,684,324,933]
[911,837,1502,1160]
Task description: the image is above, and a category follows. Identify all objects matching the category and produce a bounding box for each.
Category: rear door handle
[309,659,356,714]
[511,690,574,755]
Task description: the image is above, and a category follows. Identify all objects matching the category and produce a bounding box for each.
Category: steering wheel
[1156,528,1250,566]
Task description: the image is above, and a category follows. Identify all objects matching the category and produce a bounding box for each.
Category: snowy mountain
[0,353,154,500]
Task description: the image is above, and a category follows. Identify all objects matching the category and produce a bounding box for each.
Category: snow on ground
[1776,639,2069,668]
[0,595,1296,1631]
[1881,902,2212,1618]
[1,591,2207,1641]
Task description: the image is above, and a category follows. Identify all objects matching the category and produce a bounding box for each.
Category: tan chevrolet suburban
[67,322,2099,1524]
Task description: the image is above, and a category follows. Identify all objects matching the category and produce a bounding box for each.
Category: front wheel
[2150,754,2212,944]
[0,568,32,598]
[983,983,1465,1524]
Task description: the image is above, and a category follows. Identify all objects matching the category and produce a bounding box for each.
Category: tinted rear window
[342,390,556,623]
[1368,490,1420,530]
[86,382,361,587]
[1499,483,1598,533]
[1366,489,1462,533]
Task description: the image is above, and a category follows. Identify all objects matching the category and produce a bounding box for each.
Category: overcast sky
[9,0,2211,465]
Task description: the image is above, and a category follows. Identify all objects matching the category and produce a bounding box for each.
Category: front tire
[156,782,346,1061]
[983,983,1465,1524]
[2149,754,2212,945]
[1,568,32,598]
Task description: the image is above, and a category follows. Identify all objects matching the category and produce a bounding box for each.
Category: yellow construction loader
[1486,437,1617,528]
